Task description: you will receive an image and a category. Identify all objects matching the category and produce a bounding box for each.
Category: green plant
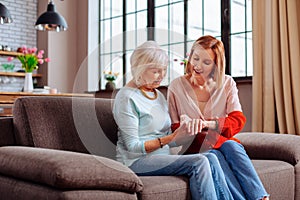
[1,63,15,71]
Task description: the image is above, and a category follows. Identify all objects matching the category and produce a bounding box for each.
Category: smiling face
[140,65,167,90]
[190,47,215,82]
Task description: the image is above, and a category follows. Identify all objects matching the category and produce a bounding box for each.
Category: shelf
[0,72,42,78]
[0,50,23,57]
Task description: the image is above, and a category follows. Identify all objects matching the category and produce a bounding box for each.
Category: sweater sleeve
[217,111,246,138]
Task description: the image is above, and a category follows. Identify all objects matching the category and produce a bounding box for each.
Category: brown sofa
[0,96,299,200]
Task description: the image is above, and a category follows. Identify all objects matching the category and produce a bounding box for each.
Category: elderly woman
[113,40,233,200]
[168,35,269,200]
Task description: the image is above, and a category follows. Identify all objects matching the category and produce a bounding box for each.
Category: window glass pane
[168,43,185,85]
[155,6,169,44]
[112,0,123,17]
[136,11,148,44]
[169,2,184,37]
[203,0,221,36]
[188,0,203,40]
[137,0,147,10]
[125,50,133,84]
[100,0,105,19]
[111,17,123,52]
[111,53,123,88]
[101,20,111,53]
[246,0,252,31]
[231,33,246,77]
[126,14,137,50]
[156,0,169,7]
[102,0,110,19]
[111,17,123,36]
[231,0,245,33]
[100,53,111,89]
[126,0,136,13]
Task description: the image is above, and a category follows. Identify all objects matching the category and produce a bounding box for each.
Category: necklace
[139,88,158,100]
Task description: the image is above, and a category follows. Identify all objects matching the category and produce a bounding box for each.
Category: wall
[37,0,96,93]
[0,0,38,71]
[0,0,37,50]
[37,0,84,93]
[237,82,252,132]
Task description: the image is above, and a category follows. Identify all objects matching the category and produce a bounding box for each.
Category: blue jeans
[129,153,233,200]
[210,140,269,200]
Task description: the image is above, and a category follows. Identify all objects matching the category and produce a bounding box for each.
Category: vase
[24,72,34,92]
[105,81,116,91]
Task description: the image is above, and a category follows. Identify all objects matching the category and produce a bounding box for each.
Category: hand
[172,122,193,145]
[180,114,206,135]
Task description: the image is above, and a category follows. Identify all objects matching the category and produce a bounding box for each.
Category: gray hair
[130,41,168,86]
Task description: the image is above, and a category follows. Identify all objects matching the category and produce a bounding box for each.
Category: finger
[199,120,202,132]
[191,119,195,135]
[195,119,199,134]
[188,121,191,133]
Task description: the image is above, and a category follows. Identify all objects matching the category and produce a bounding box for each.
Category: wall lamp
[0,3,13,24]
[35,0,68,32]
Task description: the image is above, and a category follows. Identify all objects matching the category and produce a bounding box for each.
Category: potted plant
[103,71,119,91]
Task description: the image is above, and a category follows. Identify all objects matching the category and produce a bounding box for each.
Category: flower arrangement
[7,46,50,73]
[103,71,119,82]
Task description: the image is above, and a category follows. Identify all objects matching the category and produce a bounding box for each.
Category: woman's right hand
[180,114,206,135]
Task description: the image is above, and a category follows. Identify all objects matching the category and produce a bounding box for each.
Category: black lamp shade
[35,1,68,32]
[0,3,13,24]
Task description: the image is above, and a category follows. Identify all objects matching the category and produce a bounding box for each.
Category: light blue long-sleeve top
[113,87,172,167]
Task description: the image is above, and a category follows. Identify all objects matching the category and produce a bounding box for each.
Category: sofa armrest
[0,117,15,146]
[235,132,300,166]
[0,146,143,193]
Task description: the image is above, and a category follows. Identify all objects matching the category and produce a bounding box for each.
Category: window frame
[99,0,252,89]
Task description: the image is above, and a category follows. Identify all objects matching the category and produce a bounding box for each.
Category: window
[99,0,252,89]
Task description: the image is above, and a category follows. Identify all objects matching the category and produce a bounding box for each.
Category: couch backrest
[0,117,16,146]
[13,96,118,158]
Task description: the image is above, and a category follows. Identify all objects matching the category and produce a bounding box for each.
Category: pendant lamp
[35,0,68,32]
[0,3,13,24]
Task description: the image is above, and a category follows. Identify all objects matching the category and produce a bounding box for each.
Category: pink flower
[44,58,50,62]
[37,52,43,59]
[32,47,37,53]
[38,59,44,64]
[7,57,14,62]
[21,46,27,54]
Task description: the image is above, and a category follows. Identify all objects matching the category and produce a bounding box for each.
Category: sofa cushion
[0,175,138,200]
[138,176,191,200]
[13,96,118,158]
[0,146,143,193]
[253,159,294,200]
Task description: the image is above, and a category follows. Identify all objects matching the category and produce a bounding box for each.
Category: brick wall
[0,0,38,91]
[0,0,38,51]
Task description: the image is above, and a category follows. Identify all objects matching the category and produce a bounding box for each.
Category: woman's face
[140,65,167,89]
[190,47,215,81]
